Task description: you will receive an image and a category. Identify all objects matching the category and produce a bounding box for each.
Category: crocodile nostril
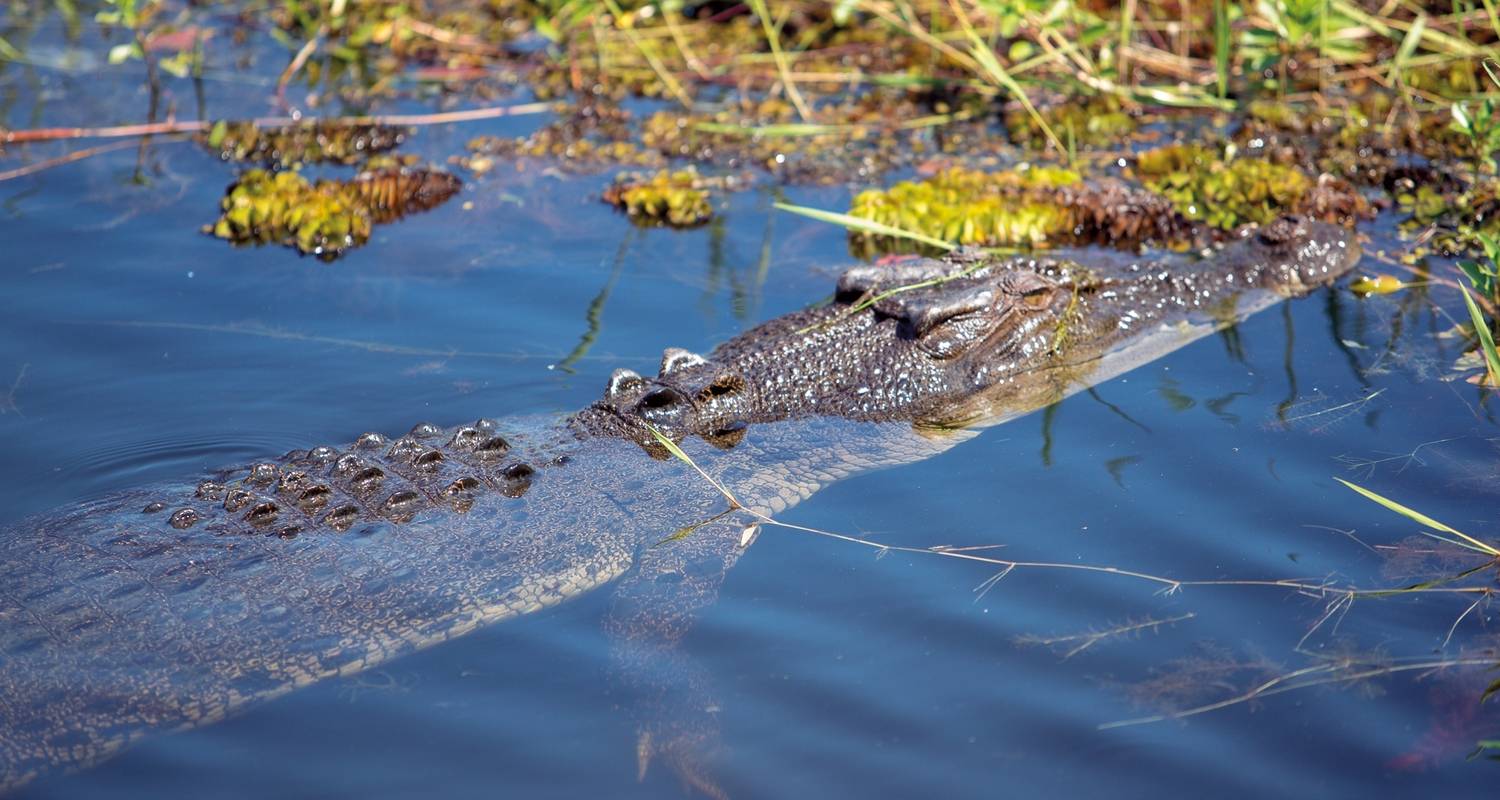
[639,387,684,410]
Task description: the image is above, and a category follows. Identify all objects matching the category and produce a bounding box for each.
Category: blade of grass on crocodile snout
[773,201,958,252]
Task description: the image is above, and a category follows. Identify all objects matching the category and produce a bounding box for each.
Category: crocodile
[0,215,1359,792]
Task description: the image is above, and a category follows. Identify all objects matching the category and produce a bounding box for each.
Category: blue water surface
[2,10,1498,800]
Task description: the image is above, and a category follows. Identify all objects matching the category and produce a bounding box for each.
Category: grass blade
[693,121,844,137]
[1213,0,1230,99]
[600,0,693,109]
[1458,259,1494,299]
[1335,478,1499,557]
[1462,286,1500,387]
[773,201,956,252]
[1391,12,1427,86]
[945,0,1065,155]
[646,423,742,509]
[746,0,812,121]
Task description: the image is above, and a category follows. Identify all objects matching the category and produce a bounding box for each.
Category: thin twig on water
[2,102,552,144]
[0,140,140,182]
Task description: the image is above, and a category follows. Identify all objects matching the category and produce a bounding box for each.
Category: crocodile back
[0,413,964,789]
[0,426,654,788]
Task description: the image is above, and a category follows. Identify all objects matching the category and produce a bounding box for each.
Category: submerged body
[0,217,1358,790]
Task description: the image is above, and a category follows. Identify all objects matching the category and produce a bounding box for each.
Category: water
[3,13,1499,800]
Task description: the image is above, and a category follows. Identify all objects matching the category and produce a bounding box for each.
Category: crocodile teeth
[606,368,645,400]
[659,347,707,376]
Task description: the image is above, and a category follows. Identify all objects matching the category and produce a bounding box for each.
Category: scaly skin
[0,216,1358,791]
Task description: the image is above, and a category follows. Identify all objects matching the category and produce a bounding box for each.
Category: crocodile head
[572,215,1360,450]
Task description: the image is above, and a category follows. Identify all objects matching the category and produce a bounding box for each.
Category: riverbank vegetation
[2,2,1497,252]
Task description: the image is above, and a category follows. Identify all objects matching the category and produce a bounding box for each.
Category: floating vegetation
[845,167,1194,256]
[462,93,983,184]
[348,163,463,223]
[1396,180,1500,256]
[201,120,409,167]
[1238,95,1497,190]
[1133,144,1369,230]
[1006,96,1138,150]
[1135,145,1305,228]
[847,167,1080,252]
[1347,275,1406,296]
[208,170,370,259]
[206,166,460,260]
[639,94,980,184]
[462,102,661,173]
[601,168,740,228]
[268,0,532,86]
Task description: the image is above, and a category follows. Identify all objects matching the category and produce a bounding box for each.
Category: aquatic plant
[270,0,532,67]
[1450,92,1500,178]
[845,166,1202,256]
[1135,144,1306,228]
[202,120,409,167]
[465,91,983,185]
[207,165,460,259]
[638,93,979,184]
[1396,180,1500,256]
[601,168,721,228]
[348,163,463,223]
[1338,478,1500,558]
[1457,233,1500,386]
[1239,0,1366,90]
[464,102,661,173]
[1133,144,1371,230]
[208,169,373,259]
[95,0,160,70]
[1005,96,1137,150]
[845,167,1081,253]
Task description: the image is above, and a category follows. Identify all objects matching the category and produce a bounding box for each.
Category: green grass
[1335,478,1500,557]
[773,201,957,252]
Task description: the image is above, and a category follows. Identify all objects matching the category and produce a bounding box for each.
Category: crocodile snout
[1247,215,1362,297]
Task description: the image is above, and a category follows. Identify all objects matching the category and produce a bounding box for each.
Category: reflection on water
[555,228,635,373]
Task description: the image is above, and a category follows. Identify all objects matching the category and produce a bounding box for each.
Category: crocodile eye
[1020,285,1056,310]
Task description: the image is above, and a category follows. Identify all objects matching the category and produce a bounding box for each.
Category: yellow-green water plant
[601,168,718,228]
[1134,144,1313,230]
[207,165,461,259]
[202,120,409,167]
[209,169,374,259]
[843,166,1082,253]
[1005,96,1137,151]
[1396,179,1500,256]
